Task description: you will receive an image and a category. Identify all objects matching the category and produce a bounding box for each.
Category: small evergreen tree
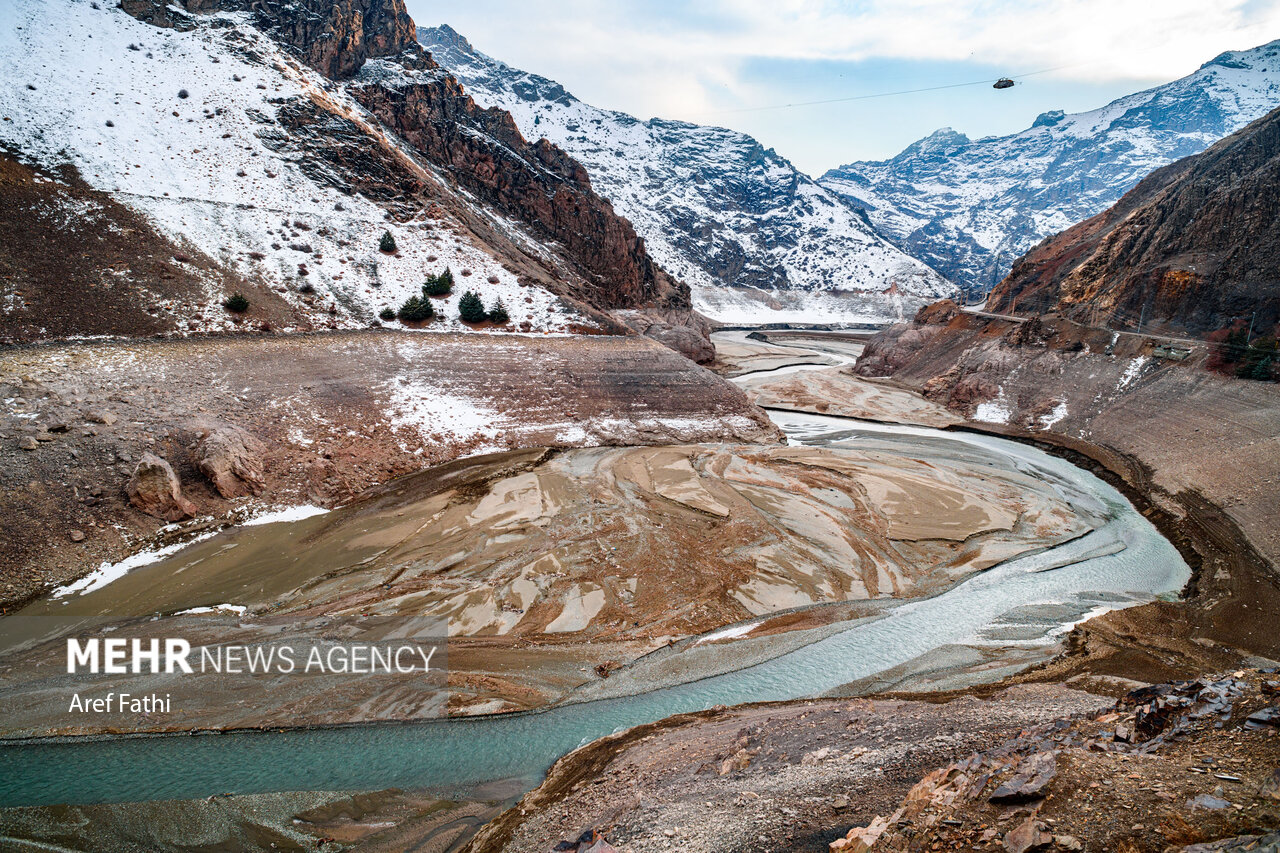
[1249,354,1275,381]
[1237,337,1277,380]
[422,267,454,297]
[458,290,486,323]
[379,307,396,321]
[487,298,509,324]
[1223,327,1249,363]
[397,295,434,322]
[223,293,249,313]
[379,230,397,253]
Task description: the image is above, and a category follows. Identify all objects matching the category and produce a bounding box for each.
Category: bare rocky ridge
[988,106,1280,334]
[119,0,420,80]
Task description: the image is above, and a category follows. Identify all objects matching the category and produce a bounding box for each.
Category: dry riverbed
[0,425,1093,734]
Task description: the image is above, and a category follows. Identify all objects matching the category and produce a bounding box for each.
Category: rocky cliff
[348,75,682,311]
[988,106,1280,334]
[821,41,1280,296]
[120,0,685,315]
[119,0,420,79]
[418,25,954,325]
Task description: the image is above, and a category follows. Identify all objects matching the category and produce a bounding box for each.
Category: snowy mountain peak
[418,25,954,325]
[909,127,972,154]
[1201,39,1280,71]
[821,38,1280,296]
[423,23,473,53]
[1032,109,1065,128]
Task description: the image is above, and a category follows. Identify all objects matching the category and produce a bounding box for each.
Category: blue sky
[404,0,1280,174]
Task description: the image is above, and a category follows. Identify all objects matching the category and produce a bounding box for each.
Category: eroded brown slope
[988,107,1280,334]
[0,153,306,344]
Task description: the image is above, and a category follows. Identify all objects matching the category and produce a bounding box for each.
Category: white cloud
[408,0,1280,168]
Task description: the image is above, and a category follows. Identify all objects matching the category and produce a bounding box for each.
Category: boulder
[1260,768,1280,801]
[915,298,960,325]
[195,425,266,499]
[127,453,197,521]
[990,751,1057,803]
[1246,706,1280,729]
[1003,817,1052,853]
[1181,832,1280,852]
[643,322,715,364]
[834,815,891,852]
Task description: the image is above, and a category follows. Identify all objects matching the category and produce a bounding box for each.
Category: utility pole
[1247,310,1256,343]
[1137,299,1147,334]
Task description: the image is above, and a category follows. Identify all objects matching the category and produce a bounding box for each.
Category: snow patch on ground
[1038,400,1069,430]
[241,505,329,527]
[973,391,1013,425]
[695,621,759,645]
[52,531,219,598]
[176,603,248,616]
[386,376,504,448]
[1118,356,1150,390]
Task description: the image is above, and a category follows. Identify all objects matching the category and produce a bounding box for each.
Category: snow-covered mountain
[820,41,1280,296]
[0,0,704,350]
[418,25,954,325]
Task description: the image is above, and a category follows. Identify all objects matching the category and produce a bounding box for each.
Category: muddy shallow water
[0,397,1188,807]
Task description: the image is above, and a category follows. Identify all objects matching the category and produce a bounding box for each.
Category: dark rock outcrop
[988,106,1280,335]
[126,453,197,521]
[119,0,418,79]
[915,298,960,325]
[351,79,683,310]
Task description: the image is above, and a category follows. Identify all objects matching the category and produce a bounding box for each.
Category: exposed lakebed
[0,356,1189,806]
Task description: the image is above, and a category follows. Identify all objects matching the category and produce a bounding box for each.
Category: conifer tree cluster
[423,268,455,297]
[397,295,434,322]
[458,290,487,323]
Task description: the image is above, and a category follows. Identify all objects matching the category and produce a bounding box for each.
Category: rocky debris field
[466,686,1109,853]
[828,669,1280,852]
[0,330,777,607]
[465,672,1280,853]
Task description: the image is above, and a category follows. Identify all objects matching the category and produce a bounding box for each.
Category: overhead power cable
[699,62,1082,116]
